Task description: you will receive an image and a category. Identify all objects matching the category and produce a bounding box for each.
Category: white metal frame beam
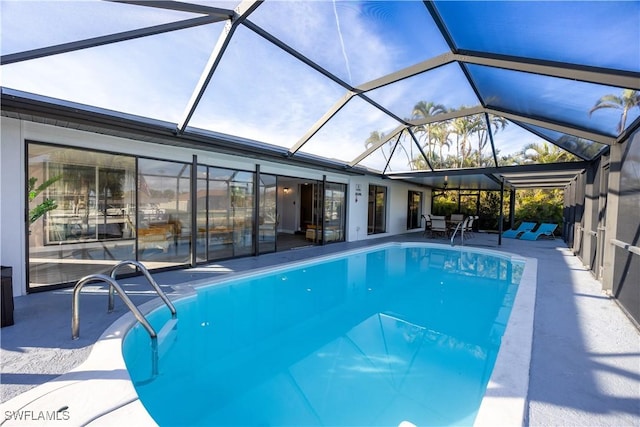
[176,0,262,133]
[485,107,616,145]
[457,51,640,90]
[0,16,223,65]
[287,92,356,156]
[348,124,406,167]
[107,0,234,17]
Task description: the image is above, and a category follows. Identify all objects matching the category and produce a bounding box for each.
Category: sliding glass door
[27,143,136,289]
[323,182,346,243]
[137,159,192,267]
[259,174,277,254]
[206,168,254,260]
[368,185,387,234]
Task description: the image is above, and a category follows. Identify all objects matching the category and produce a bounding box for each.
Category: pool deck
[1,231,639,426]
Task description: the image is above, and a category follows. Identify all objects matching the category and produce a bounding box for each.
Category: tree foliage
[367,91,634,235]
[28,175,61,224]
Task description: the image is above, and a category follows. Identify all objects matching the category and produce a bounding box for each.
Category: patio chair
[502,221,537,239]
[421,214,431,236]
[519,223,558,240]
[464,215,478,238]
[450,213,464,222]
[428,216,449,239]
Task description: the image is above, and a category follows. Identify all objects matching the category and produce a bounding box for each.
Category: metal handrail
[72,274,157,340]
[108,260,177,318]
[450,217,469,246]
[610,239,640,256]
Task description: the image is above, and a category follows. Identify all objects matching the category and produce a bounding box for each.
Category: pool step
[157,318,179,359]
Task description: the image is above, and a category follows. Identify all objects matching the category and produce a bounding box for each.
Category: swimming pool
[123,243,528,426]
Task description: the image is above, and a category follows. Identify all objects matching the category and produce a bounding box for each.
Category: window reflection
[27,143,136,288]
[259,174,277,254]
[324,183,346,243]
[206,168,254,260]
[368,185,387,234]
[407,191,423,230]
[137,159,192,266]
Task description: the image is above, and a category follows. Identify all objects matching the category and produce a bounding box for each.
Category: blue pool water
[123,243,523,426]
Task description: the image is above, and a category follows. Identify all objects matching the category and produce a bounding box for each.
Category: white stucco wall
[1,118,26,297]
[346,175,430,242]
[0,117,430,295]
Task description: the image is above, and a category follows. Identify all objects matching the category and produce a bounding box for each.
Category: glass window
[407,191,423,230]
[259,174,277,254]
[368,185,387,235]
[206,167,254,260]
[27,143,136,289]
[324,183,346,244]
[196,165,208,263]
[137,159,192,267]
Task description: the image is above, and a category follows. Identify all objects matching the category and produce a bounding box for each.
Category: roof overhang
[386,162,589,190]
[1,88,591,190]
[0,88,367,177]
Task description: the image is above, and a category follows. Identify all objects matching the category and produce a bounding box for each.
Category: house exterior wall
[1,118,25,297]
[0,116,429,296]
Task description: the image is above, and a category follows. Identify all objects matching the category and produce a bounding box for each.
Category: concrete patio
[1,232,639,426]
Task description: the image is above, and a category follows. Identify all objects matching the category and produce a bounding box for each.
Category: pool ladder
[449,217,470,247]
[71,260,177,375]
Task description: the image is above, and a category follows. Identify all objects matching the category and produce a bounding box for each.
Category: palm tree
[398,132,428,170]
[28,175,61,224]
[411,101,447,159]
[365,131,390,166]
[557,135,604,159]
[451,114,475,167]
[430,121,451,169]
[472,115,508,167]
[589,89,640,133]
[521,142,578,164]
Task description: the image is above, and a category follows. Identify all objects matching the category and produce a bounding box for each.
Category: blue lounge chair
[502,221,537,239]
[520,223,558,240]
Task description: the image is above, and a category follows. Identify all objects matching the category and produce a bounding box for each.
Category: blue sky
[2,0,637,170]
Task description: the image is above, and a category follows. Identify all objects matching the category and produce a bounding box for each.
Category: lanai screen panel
[298,95,402,163]
[1,0,636,181]
[433,0,640,73]
[515,122,608,161]
[364,63,480,120]
[468,65,638,138]
[0,0,203,55]
[491,119,582,166]
[250,0,451,86]
[2,20,223,123]
[188,25,345,149]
